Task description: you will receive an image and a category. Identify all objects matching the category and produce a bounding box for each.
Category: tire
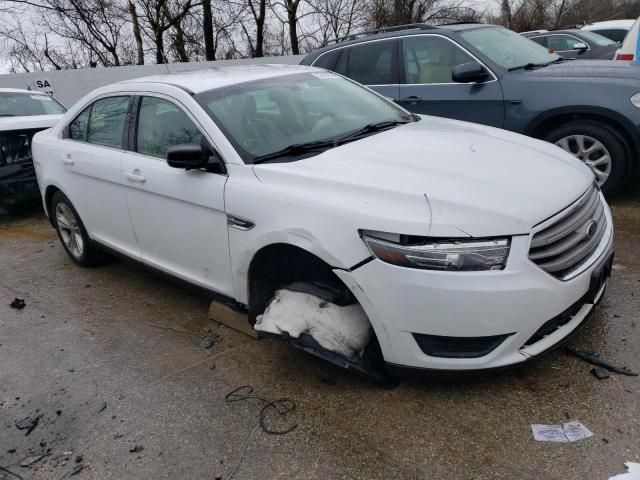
[544,120,630,195]
[50,191,107,267]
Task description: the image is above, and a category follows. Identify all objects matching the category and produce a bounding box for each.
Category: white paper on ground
[531,421,593,442]
[609,462,640,480]
[255,289,372,359]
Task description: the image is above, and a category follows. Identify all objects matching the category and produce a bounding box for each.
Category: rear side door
[397,34,504,128]
[316,39,400,101]
[120,94,233,296]
[58,95,140,258]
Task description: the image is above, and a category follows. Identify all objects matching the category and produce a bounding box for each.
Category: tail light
[616,53,634,61]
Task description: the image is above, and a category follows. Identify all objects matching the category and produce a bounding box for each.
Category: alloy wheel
[55,203,84,259]
[555,135,612,187]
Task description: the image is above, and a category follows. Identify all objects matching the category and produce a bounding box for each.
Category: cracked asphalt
[0,189,638,480]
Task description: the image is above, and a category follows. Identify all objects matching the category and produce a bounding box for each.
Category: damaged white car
[32,65,614,380]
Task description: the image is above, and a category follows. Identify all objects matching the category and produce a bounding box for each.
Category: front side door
[59,95,140,257]
[329,39,400,101]
[397,35,505,128]
[120,95,233,296]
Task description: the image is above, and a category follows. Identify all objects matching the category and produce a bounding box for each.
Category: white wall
[0,55,303,108]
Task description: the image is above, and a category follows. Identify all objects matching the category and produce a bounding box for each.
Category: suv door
[327,38,400,101]
[398,35,504,127]
[60,95,139,257]
[120,95,233,296]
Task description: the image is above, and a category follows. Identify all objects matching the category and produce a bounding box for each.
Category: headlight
[630,92,640,108]
[361,233,511,271]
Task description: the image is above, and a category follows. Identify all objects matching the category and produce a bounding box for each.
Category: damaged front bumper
[334,229,614,375]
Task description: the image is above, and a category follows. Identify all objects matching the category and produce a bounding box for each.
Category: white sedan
[32,65,614,379]
[0,88,65,211]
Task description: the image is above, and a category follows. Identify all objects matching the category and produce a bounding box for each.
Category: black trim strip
[344,256,374,272]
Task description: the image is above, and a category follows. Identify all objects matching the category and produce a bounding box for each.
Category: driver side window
[136,97,204,158]
[402,36,474,84]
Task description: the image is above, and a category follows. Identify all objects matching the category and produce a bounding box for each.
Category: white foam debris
[255,289,372,359]
[609,463,640,480]
[531,421,593,442]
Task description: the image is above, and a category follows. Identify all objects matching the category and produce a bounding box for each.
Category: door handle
[125,170,146,183]
[62,153,74,165]
[402,96,422,102]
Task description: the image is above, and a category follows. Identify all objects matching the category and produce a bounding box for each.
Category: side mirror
[573,42,588,50]
[166,143,225,173]
[452,62,490,84]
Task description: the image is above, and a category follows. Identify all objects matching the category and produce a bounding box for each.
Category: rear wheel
[51,191,106,266]
[544,120,630,195]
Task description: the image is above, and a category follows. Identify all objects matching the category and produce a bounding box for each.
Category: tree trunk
[173,21,189,62]
[202,0,215,60]
[155,32,165,64]
[255,0,266,57]
[129,0,145,65]
[287,0,299,55]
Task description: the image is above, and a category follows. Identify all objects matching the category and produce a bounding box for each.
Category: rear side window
[340,40,397,85]
[69,106,91,141]
[529,36,547,47]
[313,49,341,70]
[87,96,130,149]
[136,96,204,158]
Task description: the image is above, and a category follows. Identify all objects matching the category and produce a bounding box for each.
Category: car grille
[529,185,607,280]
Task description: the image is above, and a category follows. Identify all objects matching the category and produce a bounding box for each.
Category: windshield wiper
[252,139,337,164]
[507,62,547,72]
[336,120,411,144]
[0,114,15,117]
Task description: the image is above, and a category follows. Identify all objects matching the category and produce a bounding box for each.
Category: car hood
[0,114,62,132]
[252,116,594,237]
[521,59,640,80]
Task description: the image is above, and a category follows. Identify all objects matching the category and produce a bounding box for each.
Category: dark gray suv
[301,23,640,194]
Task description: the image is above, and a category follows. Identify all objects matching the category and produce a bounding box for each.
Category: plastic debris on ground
[193,329,216,349]
[531,421,593,442]
[255,289,371,359]
[9,297,25,309]
[565,347,638,376]
[591,367,610,380]
[609,462,640,480]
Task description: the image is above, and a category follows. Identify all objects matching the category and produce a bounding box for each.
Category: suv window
[546,34,585,51]
[402,36,475,84]
[69,106,91,141]
[529,36,547,47]
[334,40,397,85]
[313,49,341,70]
[87,96,130,149]
[604,29,627,42]
[136,96,204,158]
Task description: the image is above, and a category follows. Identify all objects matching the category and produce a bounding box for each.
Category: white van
[613,18,639,60]
[582,19,635,43]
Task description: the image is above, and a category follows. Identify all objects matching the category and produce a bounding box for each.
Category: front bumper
[335,207,614,372]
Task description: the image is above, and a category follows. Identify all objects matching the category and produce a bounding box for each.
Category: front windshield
[460,26,560,70]
[195,72,412,163]
[578,31,618,46]
[0,92,66,116]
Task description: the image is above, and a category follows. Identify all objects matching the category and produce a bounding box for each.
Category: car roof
[304,23,497,59]
[582,19,635,29]
[117,64,319,94]
[526,29,583,36]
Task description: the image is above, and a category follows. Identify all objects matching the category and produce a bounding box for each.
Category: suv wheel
[544,120,629,195]
[51,191,106,266]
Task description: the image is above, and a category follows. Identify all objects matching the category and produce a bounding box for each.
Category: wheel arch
[525,106,639,171]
